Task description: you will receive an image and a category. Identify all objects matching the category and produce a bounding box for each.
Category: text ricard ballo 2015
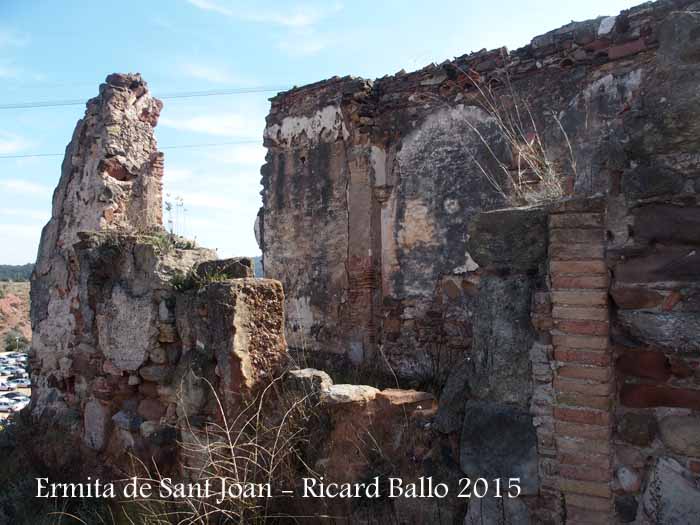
[36,476,523,503]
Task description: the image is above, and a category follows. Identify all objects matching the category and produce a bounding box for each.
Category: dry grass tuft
[452,61,577,206]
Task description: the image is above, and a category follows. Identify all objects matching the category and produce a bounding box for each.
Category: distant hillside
[0,281,31,347]
[0,264,33,282]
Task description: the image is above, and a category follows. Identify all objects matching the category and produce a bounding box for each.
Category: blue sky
[0,0,639,265]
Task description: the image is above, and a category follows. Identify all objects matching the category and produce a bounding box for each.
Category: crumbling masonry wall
[259,1,700,523]
[28,75,288,478]
[259,0,700,383]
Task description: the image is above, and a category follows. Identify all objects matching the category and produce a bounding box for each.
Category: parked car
[8,378,30,388]
[11,400,28,412]
[0,399,16,411]
[3,393,29,403]
[0,382,11,391]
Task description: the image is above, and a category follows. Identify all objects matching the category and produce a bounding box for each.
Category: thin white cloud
[177,191,238,210]
[0,223,43,264]
[240,4,343,28]
[0,178,52,196]
[0,28,29,48]
[186,0,232,16]
[184,1,342,28]
[0,64,19,79]
[0,131,30,154]
[208,144,265,166]
[277,30,328,56]
[181,63,249,85]
[160,113,260,137]
[164,167,194,183]
[0,208,49,222]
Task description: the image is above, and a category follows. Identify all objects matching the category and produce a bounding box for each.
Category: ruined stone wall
[259,0,697,383]
[28,75,288,479]
[31,73,166,424]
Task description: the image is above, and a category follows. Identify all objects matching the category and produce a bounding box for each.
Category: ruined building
[27,0,700,524]
[258,0,700,522]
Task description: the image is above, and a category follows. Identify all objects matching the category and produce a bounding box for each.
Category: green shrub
[4,329,28,352]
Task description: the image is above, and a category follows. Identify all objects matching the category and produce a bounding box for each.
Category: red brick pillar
[548,199,615,524]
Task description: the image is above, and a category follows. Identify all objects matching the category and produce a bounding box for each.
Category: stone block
[320,384,379,405]
[194,257,254,280]
[617,349,671,381]
[611,286,665,309]
[620,384,700,410]
[466,206,548,272]
[617,310,700,354]
[659,416,700,457]
[639,457,700,524]
[137,399,166,421]
[616,413,658,447]
[139,364,173,384]
[83,399,111,451]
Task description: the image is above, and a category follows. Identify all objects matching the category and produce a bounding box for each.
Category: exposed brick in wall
[548,198,616,524]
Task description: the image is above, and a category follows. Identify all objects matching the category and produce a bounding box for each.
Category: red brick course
[548,203,614,523]
[552,306,607,321]
[549,213,604,229]
[555,421,611,441]
[552,334,608,349]
[558,365,611,382]
[551,291,608,307]
[554,349,611,366]
[550,260,607,275]
[555,377,612,396]
[554,319,610,336]
[554,407,611,426]
[550,243,605,261]
[552,274,609,289]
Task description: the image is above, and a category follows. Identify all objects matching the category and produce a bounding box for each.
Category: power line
[0,139,261,159]
[0,85,292,110]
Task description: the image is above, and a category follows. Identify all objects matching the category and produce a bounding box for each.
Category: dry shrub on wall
[452,61,577,206]
[116,374,322,525]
